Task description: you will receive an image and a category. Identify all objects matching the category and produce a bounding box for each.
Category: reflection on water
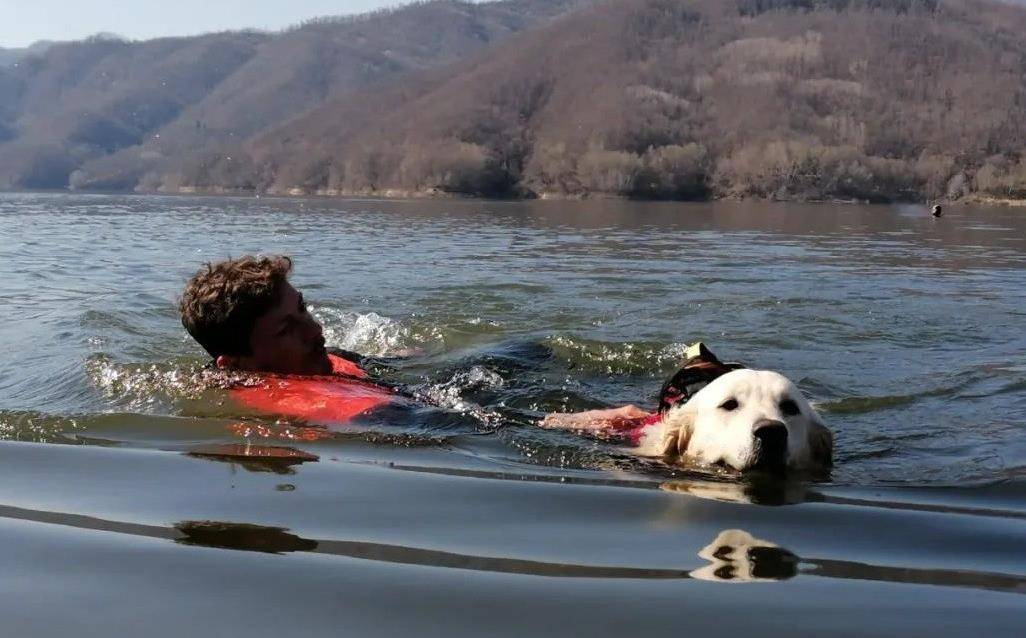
[186,444,320,475]
[692,530,800,582]
[176,521,318,553]
[660,477,811,506]
[375,460,1026,522]
[2,502,1022,594]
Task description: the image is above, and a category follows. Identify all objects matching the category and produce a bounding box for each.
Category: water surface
[1,193,1024,636]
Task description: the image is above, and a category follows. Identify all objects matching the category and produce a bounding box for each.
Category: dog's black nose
[753,420,788,470]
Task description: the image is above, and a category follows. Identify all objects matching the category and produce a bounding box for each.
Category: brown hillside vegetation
[2,0,1026,202]
[0,0,585,191]
[244,0,1026,202]
[0,33,264,189]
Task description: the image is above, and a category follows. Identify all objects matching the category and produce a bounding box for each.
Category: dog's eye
[780,399,800,416]
[719,398,739,411]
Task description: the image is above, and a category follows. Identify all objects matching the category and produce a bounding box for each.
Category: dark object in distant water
[932,205,943,217]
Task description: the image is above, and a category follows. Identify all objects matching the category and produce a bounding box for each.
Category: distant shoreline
[3,186,1022,208]
[961,196,1026,208]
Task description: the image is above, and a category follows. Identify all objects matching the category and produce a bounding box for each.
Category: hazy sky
[0,0,408,47]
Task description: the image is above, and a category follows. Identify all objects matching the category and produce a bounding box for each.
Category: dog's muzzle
[752,420,788,471]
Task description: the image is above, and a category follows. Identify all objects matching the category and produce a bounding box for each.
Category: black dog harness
[657,342,745,414]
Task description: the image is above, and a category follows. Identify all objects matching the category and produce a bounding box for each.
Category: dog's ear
[808,419,833,468]
[658,412,694,458]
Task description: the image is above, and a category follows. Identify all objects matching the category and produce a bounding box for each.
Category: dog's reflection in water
[691,529,799,582]
[164,518,1024,593]
[657,479,801,582]
[173,521,798,583]
[659,477,809,506]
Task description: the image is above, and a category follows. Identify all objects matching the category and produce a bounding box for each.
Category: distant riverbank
[6,184,1026,208]
[76,184,1023,208]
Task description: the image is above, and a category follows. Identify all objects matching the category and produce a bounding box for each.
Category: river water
[1,192,1024,635]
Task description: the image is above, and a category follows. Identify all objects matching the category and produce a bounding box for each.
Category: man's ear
[659,410,695,458]
[808,419,833,468]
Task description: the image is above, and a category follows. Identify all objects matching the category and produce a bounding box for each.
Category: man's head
[179,255,331,375]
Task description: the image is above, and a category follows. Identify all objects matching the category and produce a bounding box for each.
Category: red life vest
[230,354,395,427]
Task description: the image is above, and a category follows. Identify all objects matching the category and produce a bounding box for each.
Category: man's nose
[303,314,324,339]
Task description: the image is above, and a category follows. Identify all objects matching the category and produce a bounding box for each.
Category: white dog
[543,367,832,472]
[636,369,832,471]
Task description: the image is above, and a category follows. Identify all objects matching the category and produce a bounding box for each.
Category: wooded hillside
[3,0,1026,202]
[0,1,583,191]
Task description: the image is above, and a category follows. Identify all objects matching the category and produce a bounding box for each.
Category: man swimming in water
[179,254,364,377]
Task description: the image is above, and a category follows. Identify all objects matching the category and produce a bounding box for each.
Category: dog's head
[656,369,832,472]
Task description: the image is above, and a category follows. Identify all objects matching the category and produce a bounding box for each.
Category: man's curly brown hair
[179,255,293,358]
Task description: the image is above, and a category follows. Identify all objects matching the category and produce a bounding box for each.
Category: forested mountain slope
[244,0,1026,201]
[0,1,584,190]
[3,0,1026,202]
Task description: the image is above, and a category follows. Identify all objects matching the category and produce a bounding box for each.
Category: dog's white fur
[637,369,832,471]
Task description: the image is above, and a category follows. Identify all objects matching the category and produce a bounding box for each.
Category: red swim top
[230,354,395,427]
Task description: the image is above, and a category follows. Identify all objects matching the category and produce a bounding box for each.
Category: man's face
[218,283,332,376]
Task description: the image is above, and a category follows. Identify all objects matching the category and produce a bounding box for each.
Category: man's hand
[540,405,653,431]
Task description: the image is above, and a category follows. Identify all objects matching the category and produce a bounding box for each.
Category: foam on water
[414,365,507,426]
[85,356,216,409]
[543,336,698,378]
[312,308,428,357]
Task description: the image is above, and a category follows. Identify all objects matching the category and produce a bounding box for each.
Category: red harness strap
[623,413,663,445]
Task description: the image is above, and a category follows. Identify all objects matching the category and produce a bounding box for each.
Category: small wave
[414,365,506,426]
[495,426,697,477]
[341,431,451,448]
[816,394,919,414]
[86,355,198,410]
[545,335,692,375]
[815,375,971,415]
[224,420,451,448]
[0,410,84,443]
[84,355,251,413]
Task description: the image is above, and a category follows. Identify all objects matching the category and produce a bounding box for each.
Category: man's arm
[540,405,653,431]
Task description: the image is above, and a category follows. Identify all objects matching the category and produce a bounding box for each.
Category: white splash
[312,308,427,357]
[415,365,505,425]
